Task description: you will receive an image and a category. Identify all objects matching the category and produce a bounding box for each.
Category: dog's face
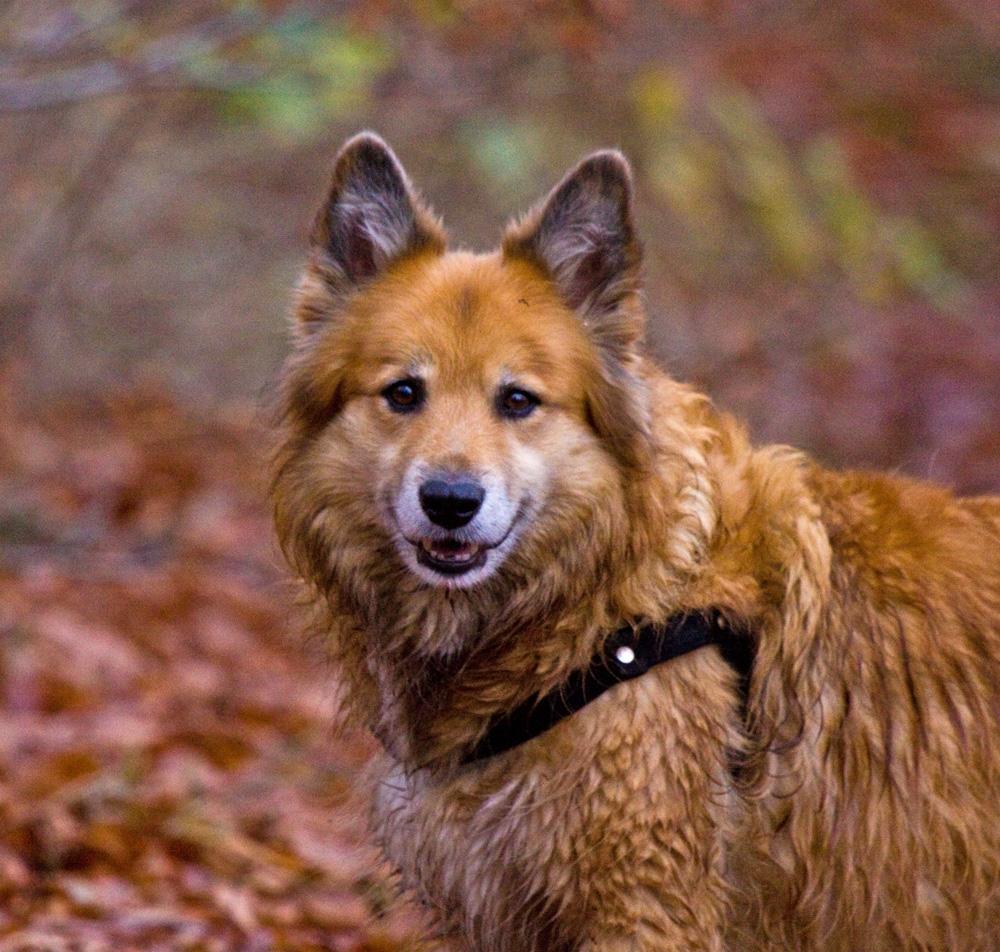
[277,134,651,599]
[329,255,618,589]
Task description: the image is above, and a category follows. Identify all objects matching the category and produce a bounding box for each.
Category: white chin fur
[414,560,496,589]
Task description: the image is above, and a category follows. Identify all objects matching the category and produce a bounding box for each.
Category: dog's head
[275,133,652,610]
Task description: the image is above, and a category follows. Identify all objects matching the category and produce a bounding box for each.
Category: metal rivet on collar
[614,645,636,665]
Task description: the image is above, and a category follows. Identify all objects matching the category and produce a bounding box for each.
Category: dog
[271,132,1000,951]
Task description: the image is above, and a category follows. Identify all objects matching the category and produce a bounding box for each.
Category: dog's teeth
[420,539,481,564]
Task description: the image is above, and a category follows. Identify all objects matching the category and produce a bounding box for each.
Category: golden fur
[272,133,1000,950]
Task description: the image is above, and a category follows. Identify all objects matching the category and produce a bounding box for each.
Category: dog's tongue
[422,539,481,563]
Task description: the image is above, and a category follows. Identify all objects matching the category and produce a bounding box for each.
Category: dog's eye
[382,378,424,413]
[497,386,539,420]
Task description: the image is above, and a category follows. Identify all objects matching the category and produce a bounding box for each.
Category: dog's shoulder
[808,467,998,575]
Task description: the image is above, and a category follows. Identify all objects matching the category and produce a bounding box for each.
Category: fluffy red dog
[272,132,1000,951]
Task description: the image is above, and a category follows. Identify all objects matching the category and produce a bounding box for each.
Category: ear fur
[504,151,650,469]
[304,132,445,316]
[502,150,643,349]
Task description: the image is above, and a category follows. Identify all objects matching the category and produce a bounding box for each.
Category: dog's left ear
[502,150,643,352]
[504,152,651,468]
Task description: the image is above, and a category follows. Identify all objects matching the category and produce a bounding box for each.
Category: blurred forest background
[0,1,997,949]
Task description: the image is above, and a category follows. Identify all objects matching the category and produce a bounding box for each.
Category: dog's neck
[329,520,629,765]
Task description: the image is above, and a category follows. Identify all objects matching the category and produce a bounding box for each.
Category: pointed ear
[307,131,445,300]
[502,150,642,345]
[505,152,650,469]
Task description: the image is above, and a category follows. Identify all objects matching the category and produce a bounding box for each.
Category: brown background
[1,2,997,949]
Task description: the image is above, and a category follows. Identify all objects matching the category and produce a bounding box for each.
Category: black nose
[419,478,485,530]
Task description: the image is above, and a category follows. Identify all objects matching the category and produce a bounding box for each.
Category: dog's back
[724,465,1000,950]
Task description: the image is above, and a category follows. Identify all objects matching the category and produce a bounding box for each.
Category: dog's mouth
[395,502,527,584]
[414,538,488,576]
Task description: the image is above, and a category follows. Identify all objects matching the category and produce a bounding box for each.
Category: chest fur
[372,657,742,951]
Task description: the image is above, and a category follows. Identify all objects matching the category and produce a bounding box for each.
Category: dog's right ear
[300,133,445,326]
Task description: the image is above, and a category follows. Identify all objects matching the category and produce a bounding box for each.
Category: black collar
[460,611,754,766]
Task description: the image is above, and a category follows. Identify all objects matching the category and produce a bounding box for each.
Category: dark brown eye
[382,378,424,413]
[497,386,539,419]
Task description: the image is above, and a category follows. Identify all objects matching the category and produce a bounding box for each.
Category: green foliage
[631,68,685,129]
[458,118,546,204]
[222,15,394,141]
[708,89,822,277]
[805,136,890,302]
[633,69,728,272]
[889,216,965,311]
[806,137,964,308]
[412,0,463,28]
[632,73,965,307]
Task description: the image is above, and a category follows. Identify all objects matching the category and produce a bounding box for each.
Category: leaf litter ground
[0,381,428,951]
